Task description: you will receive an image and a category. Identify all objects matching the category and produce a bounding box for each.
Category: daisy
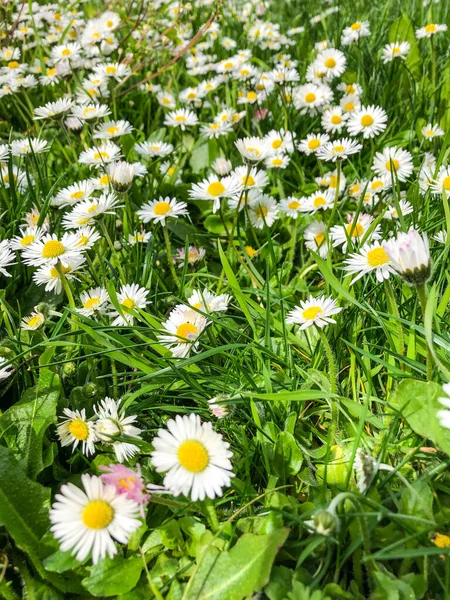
[301,190,335,214]
[52,181,95,207]
[94,62,131,80]
[94,397,143,462]
[347,105,388,138]
[156,91,176,109]
[100,464,150,518]
[57,408,97,456]
[315,48,346,78]
[372,147,413,182]
[62,193,120,229]
[0,357,12,380]
[264,129,296,154]
[22,233,82,268]
[33,98,74,120]
[0,240,16,276]
[383,228,430,284]
[107,161,146,192]
[10,138,49,156]
[174,246,206,267]
[248,194,279,229]
[150,413,234,501]
[382,42,410,63]
[10,227,44,251]
[330,213,381,252]
[368,176,391,195]
[158,306,209,358]
[49,474,141,564]
[431,166,450,195]
[188,289,231,313]
[384,199,414,220]
[422,123,444,140]
[294,83,333,114]
[51,42,81,62]
[433,230,447,244]
[137,197,188,225]
[33,257,86,294]
[286,295,343,329]
[212,157,233,175]
[235,136,271,162]
[342,21,371,45]
[279,196,303,218]
[94,120,134,139]
[265,153,290,169]
[338,82,363,96]
[343,241,394,283]
[128,231,152,245]
[110,283,149,326]
[416,23,447,39]
[164,108,198,130]
[321,106,348,134]
[79,142,122,167]
[304,220,329,258]
[190,174,243,212]
[74,226,102,249]
[21,310,45,330]
[316,138,362,162]
[23,207,49,230]
[77,287,109,317]
[134,140,174,159]
[71,104,111,122]
[233,166,268,190]
[200,121,233,139]
[340,94,361,114]
[298,133,330,156]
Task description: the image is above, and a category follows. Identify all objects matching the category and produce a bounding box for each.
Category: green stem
[99,219,126,283]
[384,279,404,358]
[328,159,341,226]
[284,218,297,283]
[55,262,76,311]
[417,283,433,381]
[317,327,339,440]
[163,224,180,288]
[139,547,165,600]
[202,499,220,532]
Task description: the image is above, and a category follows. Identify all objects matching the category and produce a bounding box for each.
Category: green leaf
[43,549,87,574]
[272,431,303,481]
[371,571,415,600]
[399,481,434,529]
[391,379,450,455]
[204,214,232,235]
[0,368,59,478]
[185,528,289,600]
[82,555,143,597]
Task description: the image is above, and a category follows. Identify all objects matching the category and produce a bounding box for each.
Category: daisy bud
[382,227,431,285]
[82,382,98,398]
[114,241,122,251]
[35,302,51,318]
[354,448,378,494]
[62,362,77,377]
[306,509,338,536]
[208,395,229,418]
[108,161,135,192]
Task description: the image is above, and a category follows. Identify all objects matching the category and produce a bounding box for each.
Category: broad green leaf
[82,555,143,597]
[204,214,232,235]
[371,571,415,600]
[0,368,59,478]
[399,481,434,529]
[271,431,303,481]
[185,528,289,600]
[391,379,450,455]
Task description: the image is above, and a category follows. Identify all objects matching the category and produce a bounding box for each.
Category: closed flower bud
[62,362,77,377]
[114,241,122,251]
[35,302,51,318]
[108,161,135,192]
[307,509,338,536]
[82,382,98,398]
[383,227,430,285]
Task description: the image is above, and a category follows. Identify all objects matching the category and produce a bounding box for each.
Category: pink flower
[254,108,269,122]
[100,463,150,517]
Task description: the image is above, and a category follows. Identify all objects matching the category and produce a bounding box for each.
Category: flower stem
[99,219,126,283]
[329,159,341,226]
[55,262,76,311]
[163,224,180,288]
[317,327,339,440]
[384,279,404,358]
[202,499,220,532]
[417,283,433,381]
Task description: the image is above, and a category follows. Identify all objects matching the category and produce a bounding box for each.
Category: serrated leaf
[185,528,289,600]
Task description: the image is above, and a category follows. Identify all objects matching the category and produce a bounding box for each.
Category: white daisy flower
[77,287,109,317]
[134,140,174,159]
[433,230,447,244]
[23,207,49,230]
[340,94,361,114]
[94,397,143,462]
[71,104,111,121]
[337,82,363,96]
[128,231,152,245]
[293,83,333,114]
[316,138,362,162]
[235,136,271,162]
[0,357,13,380]
[321,106,348,134]
[384,199,414,220]
[300,190,335,214]
[416,23,447,39]
[10,138,49,156]
[315,48,346,78]
[422,123,444,140]
[279,196,303,218]
[164,108,199,130]
[265,153,290,169]
[62,193,120,229]
[21,311,45,330]
[107,161,146,192]
[343,241,394,283]
[51,42,81,62]
[110,283,149,326]
[347,105,388,138]
[286,295,343,329]
[383,227,430,285]
[304,220,329,258]
[33,256,86,294]
[430,165,450,195]
[211,157,233,176]
[298,133,330,155]
[57,408,97,456]
[381,42,410,63]
[200,121,233,139]
[74,226,102,249]
[158,306,209,358]
[372,147,413,182]
[137,197,188,225]
[188,289,231,313]
[0,240,16,276]
[49,474,141,564]
[93,120,134,139]
[78,142,122,167]
[330,213,381,252]
[94,62,131,80]
[248,194,279,229]
[10,227,44,251]
[151,413,234,501]
[189,174,243,213]
[341,21,371,45]
[52,180,95,208]
[156,91,176,109]
[22,233,82,268]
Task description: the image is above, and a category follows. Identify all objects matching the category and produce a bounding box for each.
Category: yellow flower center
[385,158,400,172]
[69,419,89,440]
[93,152,109,160]
[314,196,326,208]
[334,145,345,153]
[20,234,34,245]
[27,315,42,328]
[42,240,65,258]
[442,176,450,191]
[177,440,209,472]
[207,181,225,196]
[325,57,336,68]
[106,20,114,27]
[167,167,175,175]
[308,138,320,150]
[367,247,389,267]
[242,175,255,187]
[8,61,19,69]
[245,245,257,257]
[106,66,117,74]
[61,48,71,56]
[154,201,171,215]
[371,180,383,190]
[303,306,322,320]
[107,126,119,135]
[46,68,57,77]
[121,298,135,309]
[331,115,342,125]
[176,323,198,340]
[288,200,300,210]
[187,92,196,99]
[175,115,186,122]
[434,534,450,548]
[346,84,355,93]
[315,233,325,245]
[84,297,100,309]
[240,69,250,76]
[119,477,135,489]
[344,102,355,111]
[305,92,316,103]
[256,206,268,218]
[425,24,437,33]
[223,61,233,69]
[271,139,282,149]
[392,46,401,54]
[82,500,114,529]
[70,190,85,199]
[361,114,374,127]
[346,222,364,237]
[247,91,257,101]
[272,158,283,166]
[351,22,361,30]
[99,175,109,185]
